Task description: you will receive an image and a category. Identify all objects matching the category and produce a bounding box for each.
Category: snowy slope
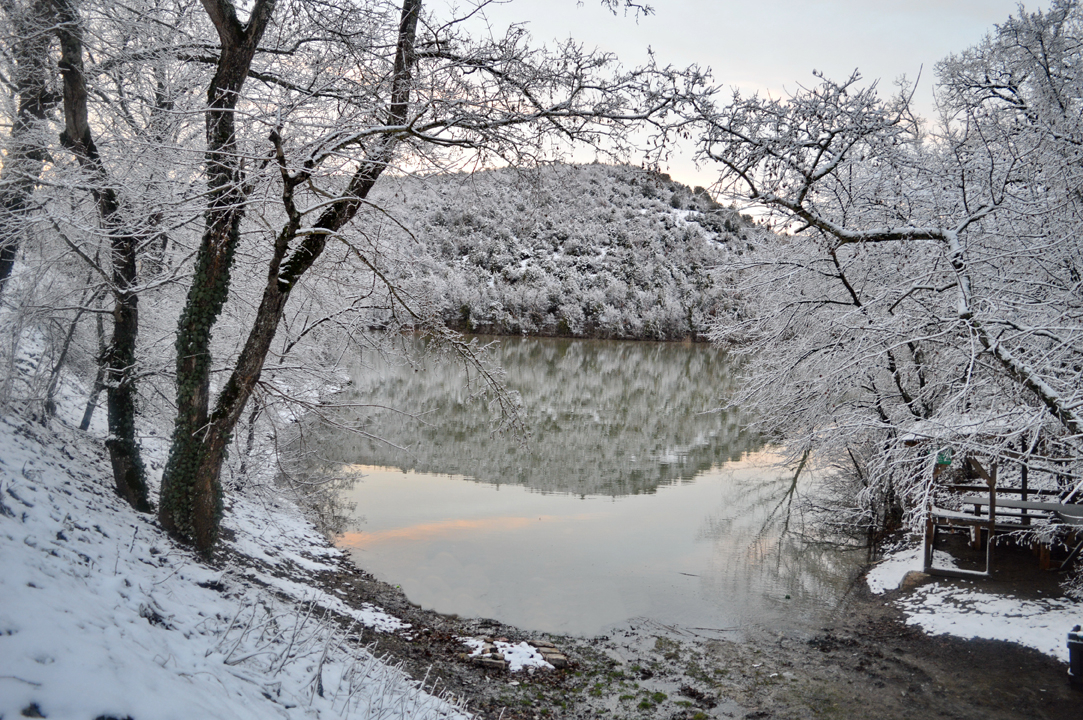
[0,414,469,720]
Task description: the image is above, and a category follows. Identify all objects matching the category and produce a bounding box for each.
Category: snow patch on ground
[244,568,410,634]
[866,547,956,594]
[866,548,923,594]
[898,586,1078,662]
[459,637,553,672]
[868,546,1081,664]
[0,414,468,720]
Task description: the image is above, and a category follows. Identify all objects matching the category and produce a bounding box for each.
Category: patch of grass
[653,636,681,661]
[685,658,712,685]
[783,682,846,719]
[635,689,668,711]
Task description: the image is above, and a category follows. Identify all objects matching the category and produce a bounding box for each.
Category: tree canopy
[698,0,1083,537]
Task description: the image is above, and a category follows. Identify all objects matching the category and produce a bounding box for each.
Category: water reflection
[314,337,865,636]
[333,456,864,636]
[311,336,753,496]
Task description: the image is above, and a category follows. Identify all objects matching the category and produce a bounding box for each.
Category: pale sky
[432,0,1051,189]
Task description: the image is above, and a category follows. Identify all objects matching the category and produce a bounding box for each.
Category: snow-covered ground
[0,413,470,720]
[457,637,552,673]
[866,547,1080,663]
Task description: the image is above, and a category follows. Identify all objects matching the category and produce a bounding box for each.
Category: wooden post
[985,463,996,574]
[924,460,936,572]
[1021,461,1030,526]
[924,511,935,572]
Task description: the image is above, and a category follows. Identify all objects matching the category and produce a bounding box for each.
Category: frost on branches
[697,0,1083,569]
[0,0,707,551]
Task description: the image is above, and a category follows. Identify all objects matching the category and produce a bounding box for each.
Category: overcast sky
[433,0,1051,189]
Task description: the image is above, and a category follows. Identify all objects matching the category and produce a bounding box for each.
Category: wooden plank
[968,457,994,483]
[1055,511,1083,526]
[930,505,985,521]
[930,514,996,527]
[926,566,991,579]
[989,511,1054,522]
[949,505,1055,519]
[947,485,1062,496]
[959,495,1083,514]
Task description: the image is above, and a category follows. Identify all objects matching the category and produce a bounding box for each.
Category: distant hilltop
[365,163,761,340]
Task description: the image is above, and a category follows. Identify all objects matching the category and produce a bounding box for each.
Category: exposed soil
[239,537,1082,720]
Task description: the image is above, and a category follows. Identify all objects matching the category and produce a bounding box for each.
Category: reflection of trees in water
[695,462,866,620]
[306,336,759,496]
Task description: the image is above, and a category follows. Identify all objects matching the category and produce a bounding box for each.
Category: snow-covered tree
[156,0,709,550]
[697,0,1083,536]
[0,0,52,293]
[0,0,707,551]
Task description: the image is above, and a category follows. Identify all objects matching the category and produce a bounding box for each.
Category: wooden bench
[924,461,998,578]
[924,457,1083,576]
[957,495,1083,570]
[958,495,1083,525]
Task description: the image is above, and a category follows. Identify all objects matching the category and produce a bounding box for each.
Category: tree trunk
[158,0,278,548]
[159,0,422,552]
[0,0,53,294]
[54,0,150,512]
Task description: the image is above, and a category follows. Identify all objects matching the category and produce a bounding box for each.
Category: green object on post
[936,447,953,466]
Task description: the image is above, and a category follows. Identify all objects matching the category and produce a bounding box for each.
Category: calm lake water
[314,337,865,637]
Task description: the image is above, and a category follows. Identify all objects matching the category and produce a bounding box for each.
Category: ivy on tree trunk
[158,0,278,549]
[159,0,423,552]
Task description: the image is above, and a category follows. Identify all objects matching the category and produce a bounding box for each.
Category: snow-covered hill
[366,163,757,340]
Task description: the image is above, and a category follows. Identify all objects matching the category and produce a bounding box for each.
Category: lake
[310,336,866,637]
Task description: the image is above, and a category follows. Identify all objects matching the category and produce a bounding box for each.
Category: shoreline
[436,325,713,344]
[3,410,1078,719]
[278,528,1081,720]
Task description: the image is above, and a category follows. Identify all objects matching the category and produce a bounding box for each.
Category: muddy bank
[235,538,1080,720]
